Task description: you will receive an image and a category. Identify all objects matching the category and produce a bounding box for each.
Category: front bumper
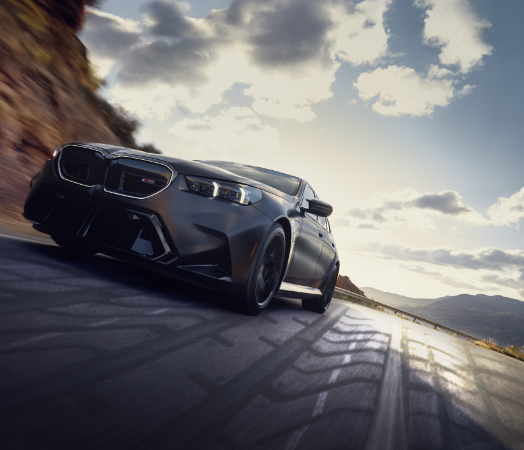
[24,157,273,291]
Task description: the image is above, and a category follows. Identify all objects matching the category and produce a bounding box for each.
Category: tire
[235,223,286,315]
[51,233,98,257]
[302,267,338,314]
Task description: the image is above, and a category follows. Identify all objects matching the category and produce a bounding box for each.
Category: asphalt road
[0,231,523,450]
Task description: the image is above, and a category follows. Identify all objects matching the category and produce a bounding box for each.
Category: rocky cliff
[336,275,365,296]
[0,0,126,231]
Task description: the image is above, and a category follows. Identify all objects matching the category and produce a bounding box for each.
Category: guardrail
[334,286,504,349]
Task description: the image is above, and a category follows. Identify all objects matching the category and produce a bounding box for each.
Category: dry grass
[474,338,524,362]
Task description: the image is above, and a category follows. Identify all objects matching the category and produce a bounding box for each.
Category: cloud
[343,186,524,231]
[81,8,142,77]
[457,84,476,97]
[145,0,195,37]
[247,0,333,68]
[353,0,492,118]
[328,0,392,65]
[415,0,492,74]
[331,217,350,227]
[400,264,481,290]
[480,273,524,293]
[358,224,379,230]
[354,242,524,297]
[451,226,462,234]
[353,65,454,116]
[345,188,487,230]
[487,187,524,227]
[82,0,393,121]
[412,191,471,215]
[168,107,280,152]
[361,242,524,272]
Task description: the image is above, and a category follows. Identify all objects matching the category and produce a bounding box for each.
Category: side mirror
[304,199,333,217]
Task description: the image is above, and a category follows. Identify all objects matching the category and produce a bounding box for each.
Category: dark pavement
[0,232,523,449]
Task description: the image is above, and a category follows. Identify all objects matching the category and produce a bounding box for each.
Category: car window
[301,185,317,222]
[318,215,327,229]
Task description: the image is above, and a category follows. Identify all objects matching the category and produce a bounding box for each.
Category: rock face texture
[336,275,365,296]
[0,0,119,227]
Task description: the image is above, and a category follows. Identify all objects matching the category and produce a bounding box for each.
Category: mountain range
[361,287,524,347]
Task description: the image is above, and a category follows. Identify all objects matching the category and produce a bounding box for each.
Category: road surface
[0,231,523,449]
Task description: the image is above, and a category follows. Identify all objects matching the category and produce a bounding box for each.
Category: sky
[79,0,524,300]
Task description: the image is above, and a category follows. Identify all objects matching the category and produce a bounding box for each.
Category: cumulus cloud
[145,0,195,37]
[81,8,142,77]
[487,187,524,227]
[362,242,524,272]
[328,0,392,65]
[354,65,454,117]
[168,107,280,152]
[247,0,333,68]
[82,0,492,122]
[456,84,476,97]
[416,0,492,74]
[344,188,487,231]
[353,0,492,117]
[359,242,524,296]
[412,191,471,215]
[82,0,393,122]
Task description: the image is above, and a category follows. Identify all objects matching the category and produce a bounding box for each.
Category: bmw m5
[24,143,339,315]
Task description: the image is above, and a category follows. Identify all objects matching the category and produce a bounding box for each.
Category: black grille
[58,146,174,198]
[104,158,172,198]
[59,146,106,185]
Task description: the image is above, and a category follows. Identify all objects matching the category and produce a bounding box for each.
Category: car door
[285,184,324,287]
[315,214,336,280]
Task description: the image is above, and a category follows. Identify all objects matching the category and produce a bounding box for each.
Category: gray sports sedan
[24,143,339,315]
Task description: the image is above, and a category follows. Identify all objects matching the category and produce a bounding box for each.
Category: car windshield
[198,161,301,196]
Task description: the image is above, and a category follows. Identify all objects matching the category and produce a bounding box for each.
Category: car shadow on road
[0,238,518,450]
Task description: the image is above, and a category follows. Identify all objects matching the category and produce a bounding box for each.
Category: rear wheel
[236,223,286,315]
[51,233,97,257]
[302,267,338,314]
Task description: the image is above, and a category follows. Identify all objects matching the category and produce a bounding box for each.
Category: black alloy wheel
[236,223,286,315]
[302,267,338,314]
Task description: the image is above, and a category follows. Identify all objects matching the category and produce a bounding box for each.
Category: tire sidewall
[322,267,338,311]
[240,223,286,315]
[303,266,338,314]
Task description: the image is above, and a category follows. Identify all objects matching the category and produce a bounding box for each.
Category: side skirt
[275,281,321,299]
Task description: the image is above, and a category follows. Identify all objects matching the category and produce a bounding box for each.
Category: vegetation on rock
[336,275,365,296]
[0,0,161,231]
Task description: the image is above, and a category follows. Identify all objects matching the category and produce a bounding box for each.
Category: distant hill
[426,294,524,315]
[361,287,438,308]
[362,288,524,347]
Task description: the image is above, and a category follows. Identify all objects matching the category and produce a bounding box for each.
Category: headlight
[185,176,262,205]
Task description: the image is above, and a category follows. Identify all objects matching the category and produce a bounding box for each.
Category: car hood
[86,143,295,202]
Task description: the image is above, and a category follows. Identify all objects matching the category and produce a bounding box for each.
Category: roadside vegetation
[474,339,524,362]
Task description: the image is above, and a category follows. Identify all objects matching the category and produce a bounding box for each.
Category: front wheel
[235,223,286,315]
[302,267,338,314]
